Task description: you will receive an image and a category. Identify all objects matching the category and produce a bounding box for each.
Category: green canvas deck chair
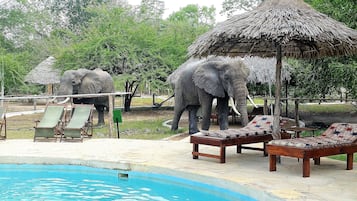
[61,104,93,142]
[33,105,66,142]
[0,107,7,140]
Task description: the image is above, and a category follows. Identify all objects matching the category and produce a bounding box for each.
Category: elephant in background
[168,56,252,134]
[57,68,114,125]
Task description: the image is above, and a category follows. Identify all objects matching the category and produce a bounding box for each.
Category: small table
[285,127,317,138]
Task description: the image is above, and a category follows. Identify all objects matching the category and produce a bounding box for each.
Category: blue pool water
[0,164,256,201]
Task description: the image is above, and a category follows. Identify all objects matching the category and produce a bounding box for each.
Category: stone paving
[1,137,356,201]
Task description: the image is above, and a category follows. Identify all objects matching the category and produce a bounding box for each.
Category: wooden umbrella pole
[273,44,282,139]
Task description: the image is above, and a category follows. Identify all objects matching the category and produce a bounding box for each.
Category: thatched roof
[244,56,291,84]
[188,0,357,59]
[25,56,60,85]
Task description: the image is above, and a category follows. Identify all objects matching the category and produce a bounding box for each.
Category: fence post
[108,95,114,138]
[294,99,300,126]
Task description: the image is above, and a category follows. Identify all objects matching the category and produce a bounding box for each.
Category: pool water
[0,164,255,201]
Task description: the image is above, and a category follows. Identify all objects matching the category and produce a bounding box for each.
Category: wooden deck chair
[267,123,357,177]
[190,115,291,163]
[33,105,66,142]
[0,107,7,140]
[61,104,93,142]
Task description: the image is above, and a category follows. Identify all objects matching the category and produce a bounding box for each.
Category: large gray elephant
[168,56,251,134]
[57,68,114,125]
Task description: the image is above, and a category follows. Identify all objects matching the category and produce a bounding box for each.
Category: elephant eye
[224,74,230,80]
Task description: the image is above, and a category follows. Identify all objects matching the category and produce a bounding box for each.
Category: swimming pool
[0,164,256,201]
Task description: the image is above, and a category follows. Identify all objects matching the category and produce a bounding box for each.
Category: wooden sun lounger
[190,115,290,163]
[267,123,357,177]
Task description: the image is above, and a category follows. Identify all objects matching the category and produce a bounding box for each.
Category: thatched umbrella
[188,0,357,139]
[25,56,60,94]
[244,56,291,87]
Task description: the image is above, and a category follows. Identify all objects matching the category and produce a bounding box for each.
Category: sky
[127,0,227,22]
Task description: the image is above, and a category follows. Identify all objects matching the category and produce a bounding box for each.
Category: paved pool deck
[0,137,356,201]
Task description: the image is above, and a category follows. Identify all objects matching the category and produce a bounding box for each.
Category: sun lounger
[0,107,7,140]
[61,104,93,142]
[33,105,66,142]
[190,115,289,163]
[267,123,357,177]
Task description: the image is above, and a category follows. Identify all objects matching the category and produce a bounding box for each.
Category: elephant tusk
[247,95,258,108]
[48,97,57,103]
[229,97,241,116]
[57,97,70,104]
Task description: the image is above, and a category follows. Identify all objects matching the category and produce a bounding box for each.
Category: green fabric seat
[34,105,65,141]
[61,104,93,141]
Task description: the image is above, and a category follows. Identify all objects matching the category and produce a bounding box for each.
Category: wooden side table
[284,127,317,138]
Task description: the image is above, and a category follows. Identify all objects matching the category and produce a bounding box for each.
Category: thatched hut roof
[244,56,291,84]
[25,56,60,85]
[188,0,357,59]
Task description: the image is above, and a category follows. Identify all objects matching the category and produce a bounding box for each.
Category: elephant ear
[77,70,103,94]
[193,62,225,98]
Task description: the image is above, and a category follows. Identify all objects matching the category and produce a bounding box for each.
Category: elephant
[57,68,114,125]
[168,56,252,134]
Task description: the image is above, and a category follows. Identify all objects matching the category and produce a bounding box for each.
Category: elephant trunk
[233,83,249,126]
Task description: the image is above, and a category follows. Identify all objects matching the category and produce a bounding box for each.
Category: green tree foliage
[0,2,47,94]
[292,0,357,99]
[0,51,34,94]
[290,58,357,99]
[54,3,213,94]
[49,0,105,32]
[304,0,357,29]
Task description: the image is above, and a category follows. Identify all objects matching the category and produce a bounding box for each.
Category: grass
[298,103,356,113]
[92,117,185,140]
[5,97,184,140]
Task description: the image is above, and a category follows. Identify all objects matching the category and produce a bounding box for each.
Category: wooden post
[272,44,282,139]
[108,95,114,138]
[285,81,288,117]
[295,99,299,127]
[263,98,268,115]
[47,84,53,95]
[33,98,37,111]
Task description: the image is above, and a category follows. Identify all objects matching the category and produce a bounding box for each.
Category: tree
[221,0,261,17]
[292,0,357,99]
[49,0,105,32]
[53,3,214,94]
[136,0,164,23]
[167,4,216,26]
[304,0,356,29]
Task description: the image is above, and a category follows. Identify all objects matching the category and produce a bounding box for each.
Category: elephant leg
[217,97,229,130]
[171,107,185,131]
[95,105,105,126]
[199,93,213,131]
[187,106,199,134]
